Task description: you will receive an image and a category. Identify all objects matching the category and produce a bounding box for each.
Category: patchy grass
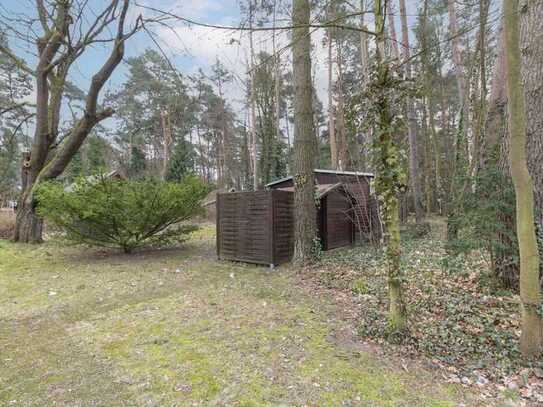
[2,225,481,405]
[311,217,543,403]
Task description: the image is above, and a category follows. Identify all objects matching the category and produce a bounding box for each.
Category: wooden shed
[266,169,380,247]
[216,169,380,266]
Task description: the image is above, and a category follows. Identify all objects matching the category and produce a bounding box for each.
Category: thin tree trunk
[447,0,470,154]
[327,9,337,169]
[249,1,258,190]
[387,3,400,60]
[359,0,369,85]
[399,0,424,224]
[161,110,172,180]
[292,0,317,264]
[336,42,348,170]
[472,0,490,178]
[503,0,542,358]
[273,0,282,175]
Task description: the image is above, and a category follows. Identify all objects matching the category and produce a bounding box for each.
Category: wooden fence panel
[217,191,274,265]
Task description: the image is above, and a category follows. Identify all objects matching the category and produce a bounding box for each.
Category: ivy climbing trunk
[373,0,407,333]
[291,0,317,264]
[503,0,542,358]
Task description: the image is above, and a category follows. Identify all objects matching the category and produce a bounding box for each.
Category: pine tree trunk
[503,0,543,358]
[359,0,369,85]
[399,0,424,224]
[336,43,348,170]
[292,0,317,264]
[327,16,337,169]
[386,3,400,60]
[273,0,281,174]
[249,1,259,191]
[447,0,470,151]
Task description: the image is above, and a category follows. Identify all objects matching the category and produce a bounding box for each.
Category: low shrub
[36,175,209,253]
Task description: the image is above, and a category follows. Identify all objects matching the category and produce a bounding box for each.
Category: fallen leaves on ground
[301,224,543,404]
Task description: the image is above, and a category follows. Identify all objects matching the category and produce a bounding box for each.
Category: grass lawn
[1,225,480,406]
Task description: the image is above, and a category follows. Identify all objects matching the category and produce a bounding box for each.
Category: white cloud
[154,20,332,114]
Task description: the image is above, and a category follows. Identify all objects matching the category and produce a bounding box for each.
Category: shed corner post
[269,189,275,268]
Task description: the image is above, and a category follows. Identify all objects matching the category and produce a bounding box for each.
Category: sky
[2,0,453,130]
[2,0,356,118]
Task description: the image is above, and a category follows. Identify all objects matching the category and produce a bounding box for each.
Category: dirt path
[0,230,482,406]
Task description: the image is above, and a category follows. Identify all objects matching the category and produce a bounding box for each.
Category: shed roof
[276,182,350,199]
[265,169,374,188]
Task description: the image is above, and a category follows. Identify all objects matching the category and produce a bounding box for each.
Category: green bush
[37,175,209,253]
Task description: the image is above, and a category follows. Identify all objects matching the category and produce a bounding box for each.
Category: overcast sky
[3,0,458,130]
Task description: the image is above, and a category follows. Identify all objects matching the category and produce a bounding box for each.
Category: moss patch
[0,228,481,405]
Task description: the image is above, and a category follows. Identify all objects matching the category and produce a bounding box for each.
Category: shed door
[326,191,353,250]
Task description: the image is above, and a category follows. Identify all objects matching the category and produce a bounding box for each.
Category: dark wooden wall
[216,190,293,265]
[324,190,353,250]
[217,177,379,265]
[269,172,376,244]
[272,190,294,263]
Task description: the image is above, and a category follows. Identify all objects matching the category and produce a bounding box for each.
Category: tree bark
[327,7,337,169]
[292,0,317,264]
[272,0,282,178]
[336,42,348,170]
[249,1,259,191]
[520,0,543,227]
[471,0,490,179]
[503,0,542,358]
[447,0,470,150]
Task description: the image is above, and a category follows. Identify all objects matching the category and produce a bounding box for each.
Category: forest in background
[1,0,542,371]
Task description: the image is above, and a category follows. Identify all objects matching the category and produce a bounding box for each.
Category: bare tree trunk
[520,0,543,226]
[292,0,317,264]
[447,0,470,152]
[472,0,490,178]
[336,42,348,170]
[249,1,258,190]
[161,110,172,180]
[272,0,282,174]
[399,0,424,224]
[503,0,542,358]
[359,0,369,85]
[327,10,337,169]
[387,3,400,60]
